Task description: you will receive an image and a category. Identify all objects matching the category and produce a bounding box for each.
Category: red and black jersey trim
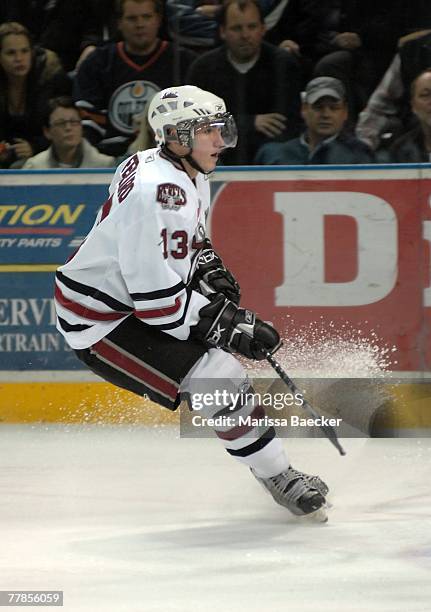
[135,296,182,320]
[225,427,276,457]
[130,280,185,301]
[57,315,93,332]
[55,284,129,321]
[56,271,133,313]
[148,287,193,330]
[99,195,113,223]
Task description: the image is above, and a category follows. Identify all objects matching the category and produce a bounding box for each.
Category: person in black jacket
[0,0,103,73]
[313,0,406,119]
[74,0,196,157]
[356,29,431,151]
[265,0,337,68]
[0,21,71,168]
[388,69,431,163]
[187,0,302,165]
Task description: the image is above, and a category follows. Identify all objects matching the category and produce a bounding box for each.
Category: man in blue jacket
[255,76,375,165]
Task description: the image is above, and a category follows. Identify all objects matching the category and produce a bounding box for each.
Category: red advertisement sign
[210,173,431,371]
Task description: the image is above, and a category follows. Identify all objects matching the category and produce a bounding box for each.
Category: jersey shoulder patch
[156,183,187,211]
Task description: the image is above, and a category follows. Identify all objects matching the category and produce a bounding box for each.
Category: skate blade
[303,503,329,523]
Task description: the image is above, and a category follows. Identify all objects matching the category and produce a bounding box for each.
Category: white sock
[235,437,289,478]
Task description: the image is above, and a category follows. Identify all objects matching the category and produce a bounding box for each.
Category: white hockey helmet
[147,85,238,149]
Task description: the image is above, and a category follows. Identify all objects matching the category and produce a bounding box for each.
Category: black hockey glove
[190,242,241,305]
[193,293,281,360]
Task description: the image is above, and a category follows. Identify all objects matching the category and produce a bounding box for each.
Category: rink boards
[1,165,431,429]
[1,378,431,434]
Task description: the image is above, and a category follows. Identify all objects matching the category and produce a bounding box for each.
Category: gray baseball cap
[303,77,346,105]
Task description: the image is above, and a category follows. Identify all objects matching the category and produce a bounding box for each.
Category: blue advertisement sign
[0,272,81,370]
[0,172,113,371]
[0,183,108,264]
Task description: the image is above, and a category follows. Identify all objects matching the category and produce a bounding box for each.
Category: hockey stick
[200,286,346,454]
[262,349,346,456]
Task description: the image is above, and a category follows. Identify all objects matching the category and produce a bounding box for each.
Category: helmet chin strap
[162,144,210,176]
[184,152,209,175]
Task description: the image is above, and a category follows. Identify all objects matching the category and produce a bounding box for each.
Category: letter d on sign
[275,192,397,306]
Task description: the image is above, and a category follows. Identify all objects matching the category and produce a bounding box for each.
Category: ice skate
[252,466,329,522]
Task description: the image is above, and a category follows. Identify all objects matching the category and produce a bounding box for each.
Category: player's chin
[203,155,219,172]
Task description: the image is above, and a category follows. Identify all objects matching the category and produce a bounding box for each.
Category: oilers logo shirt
[74,41,196,153]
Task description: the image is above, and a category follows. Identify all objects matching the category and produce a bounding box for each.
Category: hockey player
[54,85,329,519]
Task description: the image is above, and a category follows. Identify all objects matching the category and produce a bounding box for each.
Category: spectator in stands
[265,1,337,69]
[312,1,406,119]
[187,0,302,165]
[0,22,71,168]
[0,0,102,73]
[255,77,374,164]
[165,0,308,55]
[76,0,172,73]
[386,69,431,163]
[74,0,196,157]
[22,96,115,169]
[356,30,431,151]
[166,0,222,51]
[74,1,121,72]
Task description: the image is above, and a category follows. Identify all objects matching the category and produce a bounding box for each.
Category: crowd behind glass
[1,0,431,169]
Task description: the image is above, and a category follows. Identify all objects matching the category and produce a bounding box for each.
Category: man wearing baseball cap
[255,76,375,165]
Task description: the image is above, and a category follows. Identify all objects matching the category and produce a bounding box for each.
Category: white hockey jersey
[55,148,211,349]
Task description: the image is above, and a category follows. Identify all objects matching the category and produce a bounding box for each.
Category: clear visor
[178,113,238,149]
[193,113,238,149]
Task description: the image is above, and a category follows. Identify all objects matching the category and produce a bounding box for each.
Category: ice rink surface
[0,424,430,612]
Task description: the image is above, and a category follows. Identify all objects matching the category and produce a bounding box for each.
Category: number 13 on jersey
[160,228,188,260]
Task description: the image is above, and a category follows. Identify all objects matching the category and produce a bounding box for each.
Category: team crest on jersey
[109,80,160,134]
[157,183,187,210]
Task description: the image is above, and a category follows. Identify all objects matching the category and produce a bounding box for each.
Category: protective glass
[177,113,238,149]
[193,113,238,149]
